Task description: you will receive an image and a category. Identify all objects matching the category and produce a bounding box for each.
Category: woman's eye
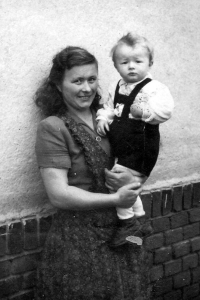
[73,79,82,84]
[89,77,96,83]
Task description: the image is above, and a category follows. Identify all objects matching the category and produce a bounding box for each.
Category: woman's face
[59,63,98,112]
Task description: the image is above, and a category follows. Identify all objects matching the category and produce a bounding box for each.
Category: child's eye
[121,62,127,65]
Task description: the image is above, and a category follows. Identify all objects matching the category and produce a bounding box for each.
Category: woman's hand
[115,182,142,208]
[105,166,147,192]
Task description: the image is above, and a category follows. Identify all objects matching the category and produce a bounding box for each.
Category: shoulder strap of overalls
[116,78,152,118]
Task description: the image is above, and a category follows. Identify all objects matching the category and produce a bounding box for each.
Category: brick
[183,283,199,300]
[164,259,182,276]
[0,261,11,279]
[11,253,39,274]
[192,182,200,207]
[162,189,172,216]
[172,186,183,212]
[191,236,200,252]
[150,265,163,282]
[192,266,200,283]
[183,184,192,210]
[174,270,190,288]
[141,192,152,218]
[152,191,162,218]
[164,290,182,300]
[22,270,37,289]
[183,253,198,270]
[152,277,173,297]
[183,222,200,239]
[189,207,200,222]
[170,211,188,229]
[165,228,183,245]
[24,219,38,250]
[0,276,22,297]
[7,222,23,255]
[154,246,172,264]
[173,240,190,258]
[145,233,164,250]
[147,251,153,267]
[0,225,7,256]
[9,290,35,300]
[39,215,53,246]
[152,217,170,233]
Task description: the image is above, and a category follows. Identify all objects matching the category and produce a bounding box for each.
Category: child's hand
[130,103,143,119]
[97,120,110,136]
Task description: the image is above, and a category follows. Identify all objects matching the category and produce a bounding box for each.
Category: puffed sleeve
[96,81,116,123]
[143,80,174,123]
[35,116,71,169]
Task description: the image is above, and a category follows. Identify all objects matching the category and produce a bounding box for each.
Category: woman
[35,46,151,299]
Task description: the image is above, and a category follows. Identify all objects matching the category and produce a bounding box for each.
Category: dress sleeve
[35,117,71,169]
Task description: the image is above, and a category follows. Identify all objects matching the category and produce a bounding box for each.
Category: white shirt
[96,74,174,124]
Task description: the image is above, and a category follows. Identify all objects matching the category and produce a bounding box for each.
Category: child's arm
[96,83,116,135]
[97,119,110,136]
[96,94,115,122]
[130,81,174,125]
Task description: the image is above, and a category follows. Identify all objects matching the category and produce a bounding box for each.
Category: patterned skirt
[36,208,151,300]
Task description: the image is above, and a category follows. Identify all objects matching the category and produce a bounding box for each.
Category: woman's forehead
[63,63,98,80]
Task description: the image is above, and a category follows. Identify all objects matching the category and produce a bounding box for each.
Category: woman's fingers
[105,168,135,190]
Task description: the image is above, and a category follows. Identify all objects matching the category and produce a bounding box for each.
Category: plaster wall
[0,0,200,222]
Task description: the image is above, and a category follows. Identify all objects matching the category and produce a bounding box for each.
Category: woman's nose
[82,81,91,92]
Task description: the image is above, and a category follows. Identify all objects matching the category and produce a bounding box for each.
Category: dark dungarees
[107,78,160,177]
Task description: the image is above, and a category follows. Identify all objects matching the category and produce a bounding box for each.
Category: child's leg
[116,206,135,220]
[112,163,145,218]
[109,163,152,247]
[132,196,145,217]
[116,196,145,219]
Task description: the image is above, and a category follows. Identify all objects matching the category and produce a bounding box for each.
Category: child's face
[114,44,152,83]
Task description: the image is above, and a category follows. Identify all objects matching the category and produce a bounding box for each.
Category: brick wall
[142,182,200,300]
[0,215,53,300]
[0,181,200,299]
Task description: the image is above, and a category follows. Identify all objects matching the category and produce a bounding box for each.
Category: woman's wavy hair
[35,46,101,116]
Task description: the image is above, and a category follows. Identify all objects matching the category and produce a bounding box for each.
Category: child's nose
[128,61,135,69]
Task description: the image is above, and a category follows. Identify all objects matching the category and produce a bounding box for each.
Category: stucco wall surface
[0,0,200,222]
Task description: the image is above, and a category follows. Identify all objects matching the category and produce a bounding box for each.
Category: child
[96,32,174,247]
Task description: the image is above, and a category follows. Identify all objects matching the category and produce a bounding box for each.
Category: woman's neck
[68,107,94,130]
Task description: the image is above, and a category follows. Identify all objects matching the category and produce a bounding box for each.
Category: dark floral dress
[35,114,151,300]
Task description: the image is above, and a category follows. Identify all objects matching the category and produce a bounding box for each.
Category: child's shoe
[138,215,154,236]
[109,217,143,248]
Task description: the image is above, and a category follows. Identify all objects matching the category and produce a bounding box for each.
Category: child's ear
[149,60,153,67]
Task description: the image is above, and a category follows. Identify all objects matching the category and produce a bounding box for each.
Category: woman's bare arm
[40,168,142,210]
